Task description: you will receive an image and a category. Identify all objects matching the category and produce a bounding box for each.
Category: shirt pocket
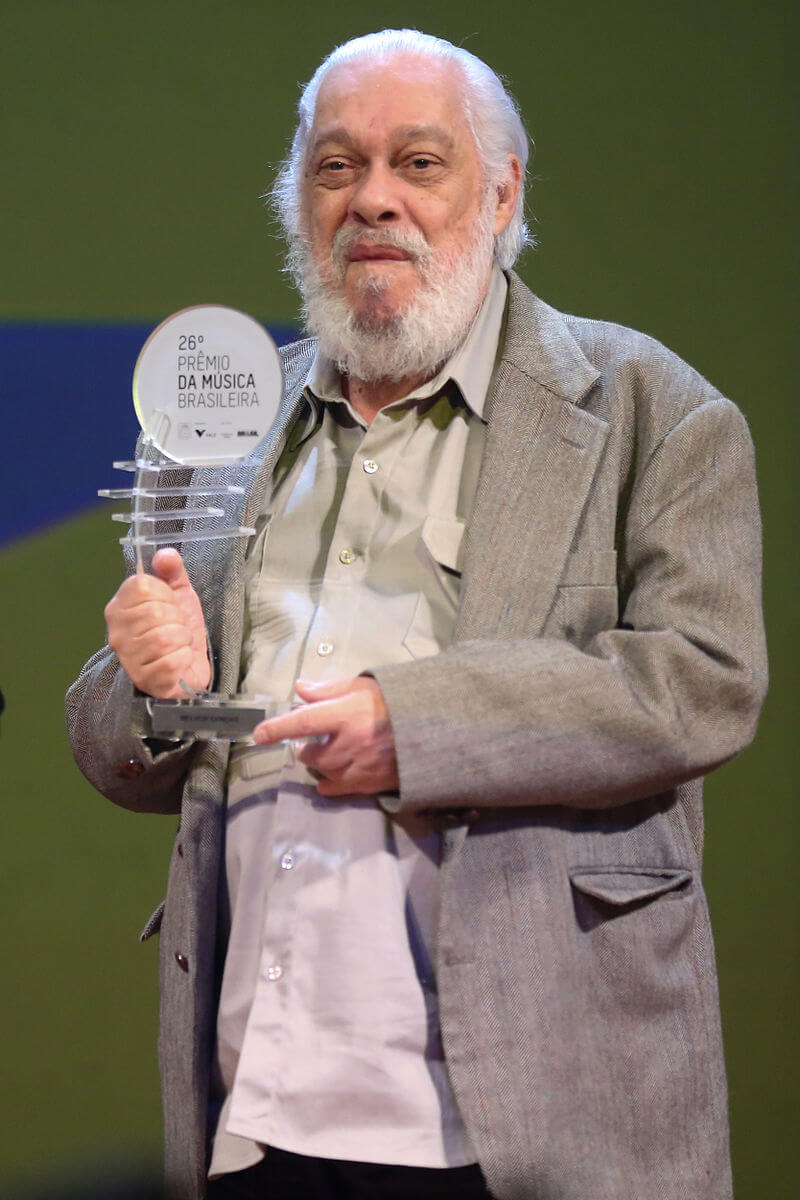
[402,515,465,660]
[244,513,274,586]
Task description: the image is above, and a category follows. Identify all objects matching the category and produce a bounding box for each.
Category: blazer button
[116,759,145,779]
[177,843,183,858]
[174,952,189,973]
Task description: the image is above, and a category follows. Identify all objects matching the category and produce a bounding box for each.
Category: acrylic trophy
[100,304,285,741]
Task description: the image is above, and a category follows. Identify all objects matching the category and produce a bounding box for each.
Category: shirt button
[267,964,283,981]
[317,641,334,656]
[338,548,356,565]
[280,853,295,871]
[363,459,379,474]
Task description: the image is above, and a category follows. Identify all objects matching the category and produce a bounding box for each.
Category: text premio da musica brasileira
[176,347,260,409]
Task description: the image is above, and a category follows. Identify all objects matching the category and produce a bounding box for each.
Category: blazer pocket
[556,585,618,642]
[140,900,165,942]
[403,516,465,660]
[569,866,693,908]
[546,550,618,644]
[556,554,618,648]
[559,549,617,586]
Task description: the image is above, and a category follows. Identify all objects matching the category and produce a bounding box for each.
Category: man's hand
[253,676,399,798]
[104,548,211,698]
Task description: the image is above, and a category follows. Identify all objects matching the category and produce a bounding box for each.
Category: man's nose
[348,162,401,226]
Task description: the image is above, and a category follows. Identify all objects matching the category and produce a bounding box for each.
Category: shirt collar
[303,262,508,424]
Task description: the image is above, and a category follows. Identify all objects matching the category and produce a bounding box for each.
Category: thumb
[151,548,192,592]
[294,677,357,702]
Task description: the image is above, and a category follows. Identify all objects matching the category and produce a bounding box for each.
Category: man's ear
[493,155,523,237]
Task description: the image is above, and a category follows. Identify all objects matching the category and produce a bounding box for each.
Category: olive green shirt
[210,265,508,1177]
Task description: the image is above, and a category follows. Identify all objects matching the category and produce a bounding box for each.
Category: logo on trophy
[100,305,284,740]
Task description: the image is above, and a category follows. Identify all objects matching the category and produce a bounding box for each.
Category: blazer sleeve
[65,644,198,814]
[372,395,768,812]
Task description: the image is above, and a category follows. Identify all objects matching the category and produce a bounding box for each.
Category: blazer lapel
[455,275,609,642]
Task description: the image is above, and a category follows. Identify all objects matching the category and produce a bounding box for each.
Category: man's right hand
[104,547,211,698]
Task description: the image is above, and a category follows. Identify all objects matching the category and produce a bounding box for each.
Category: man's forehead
[310,53,468,140]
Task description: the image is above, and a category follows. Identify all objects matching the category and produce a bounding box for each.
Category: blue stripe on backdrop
[0,321,298,547]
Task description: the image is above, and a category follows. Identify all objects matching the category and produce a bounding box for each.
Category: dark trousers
[206,1146,492,1199]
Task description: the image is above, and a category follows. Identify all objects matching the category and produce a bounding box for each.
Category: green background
[1,1,796,1195]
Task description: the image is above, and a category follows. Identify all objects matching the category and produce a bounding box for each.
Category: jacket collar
[487,271,600,416]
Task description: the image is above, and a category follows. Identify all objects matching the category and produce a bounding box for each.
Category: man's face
[303,54,500,324]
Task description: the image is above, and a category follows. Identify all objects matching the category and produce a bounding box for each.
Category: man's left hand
[253,676,399,798]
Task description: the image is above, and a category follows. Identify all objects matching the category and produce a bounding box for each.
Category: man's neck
[343,372,433,425]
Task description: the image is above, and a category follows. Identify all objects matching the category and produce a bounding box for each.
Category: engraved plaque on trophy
[99,305,287,741]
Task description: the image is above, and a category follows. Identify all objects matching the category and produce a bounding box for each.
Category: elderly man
[67,28,766,1200]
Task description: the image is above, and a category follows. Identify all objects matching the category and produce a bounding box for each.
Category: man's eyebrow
[309,124,457,158]
[309,127,356,157]
[393,125,456,150]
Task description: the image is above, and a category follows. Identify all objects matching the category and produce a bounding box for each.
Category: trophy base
[143,694,282,741]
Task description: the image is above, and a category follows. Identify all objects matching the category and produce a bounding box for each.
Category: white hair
[271,28,533,269]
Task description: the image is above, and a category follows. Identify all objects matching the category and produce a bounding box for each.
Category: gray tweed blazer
[67,272,767,1200]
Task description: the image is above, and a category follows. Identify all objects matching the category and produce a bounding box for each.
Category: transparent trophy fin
[99,306,285,740]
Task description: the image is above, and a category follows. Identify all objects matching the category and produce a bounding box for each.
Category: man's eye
[317,159,353,177]
[411,157,434,170]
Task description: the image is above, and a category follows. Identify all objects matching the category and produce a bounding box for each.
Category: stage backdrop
[1,2,795,1197]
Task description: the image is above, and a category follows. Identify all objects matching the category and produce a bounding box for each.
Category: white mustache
[330,226,431,274]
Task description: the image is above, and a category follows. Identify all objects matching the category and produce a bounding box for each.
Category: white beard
[287,203,497,384]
